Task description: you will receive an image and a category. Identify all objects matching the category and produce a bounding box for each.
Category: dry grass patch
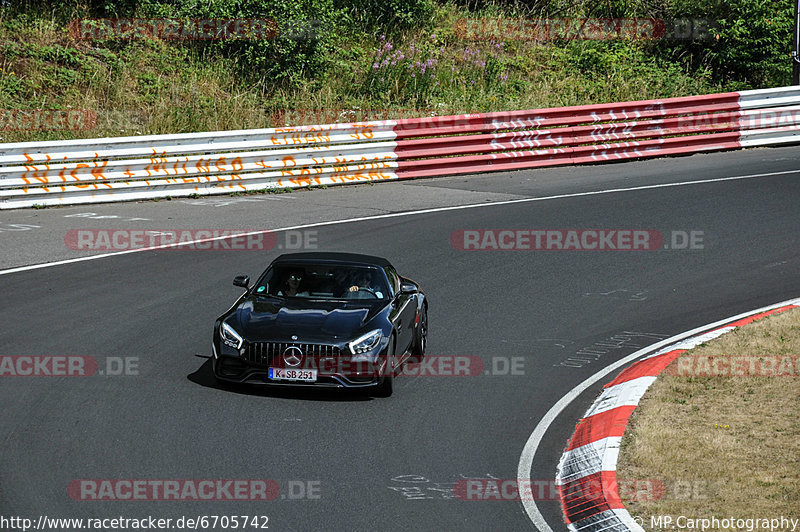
[617,307,800,531]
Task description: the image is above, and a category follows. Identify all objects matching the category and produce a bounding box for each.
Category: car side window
[385,266,401,296]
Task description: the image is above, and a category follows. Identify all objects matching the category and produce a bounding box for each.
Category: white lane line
[517,296,800,532]
[1,168,797,277]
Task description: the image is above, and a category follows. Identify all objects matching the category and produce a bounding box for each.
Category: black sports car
[212,252,427,397]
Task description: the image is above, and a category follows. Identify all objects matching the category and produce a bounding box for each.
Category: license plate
[268,368,317,382]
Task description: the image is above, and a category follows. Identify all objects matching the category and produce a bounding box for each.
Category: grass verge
[0,2,726,143]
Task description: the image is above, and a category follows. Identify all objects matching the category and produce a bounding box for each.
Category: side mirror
[400,282,418,295]
[233,275,250,289]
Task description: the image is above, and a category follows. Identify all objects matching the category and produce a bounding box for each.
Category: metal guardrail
[2,86,799,209]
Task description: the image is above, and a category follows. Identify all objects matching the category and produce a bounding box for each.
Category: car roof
[271,252,393,268]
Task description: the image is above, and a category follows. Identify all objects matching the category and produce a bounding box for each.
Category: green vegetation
[0,0,792,142]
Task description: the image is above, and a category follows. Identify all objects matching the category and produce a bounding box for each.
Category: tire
[410,305,428,362]
[374,335,395,398]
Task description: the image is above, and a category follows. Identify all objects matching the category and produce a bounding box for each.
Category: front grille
[242,342,341,367]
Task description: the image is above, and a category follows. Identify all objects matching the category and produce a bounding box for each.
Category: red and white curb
[554,299,800,531]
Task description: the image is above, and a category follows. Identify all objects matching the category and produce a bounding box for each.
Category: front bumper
[212,348,386,388]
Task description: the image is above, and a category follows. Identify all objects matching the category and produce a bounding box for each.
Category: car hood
[233,295,384,342]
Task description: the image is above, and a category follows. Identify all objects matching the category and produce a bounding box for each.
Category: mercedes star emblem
[283,346,303,367]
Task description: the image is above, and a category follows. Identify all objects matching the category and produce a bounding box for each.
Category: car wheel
[374,335,395,398]
[411,305,427,362]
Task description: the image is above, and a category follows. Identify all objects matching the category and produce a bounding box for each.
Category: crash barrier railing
[2,86,800,209]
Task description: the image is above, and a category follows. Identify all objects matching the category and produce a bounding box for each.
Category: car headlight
[348,329,383,359]
[220,321,244,349]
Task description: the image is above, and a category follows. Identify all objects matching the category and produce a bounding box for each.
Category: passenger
[278,271,308,297]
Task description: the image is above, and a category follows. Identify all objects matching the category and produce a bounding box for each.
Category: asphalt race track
[1,147,799,531]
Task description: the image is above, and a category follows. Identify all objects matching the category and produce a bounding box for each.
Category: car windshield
[254,264,389,301]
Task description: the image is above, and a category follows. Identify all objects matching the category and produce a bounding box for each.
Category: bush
[134,0,343,84]
[657,0,792,89]
[3,0,344,84]
[333,0,434,32]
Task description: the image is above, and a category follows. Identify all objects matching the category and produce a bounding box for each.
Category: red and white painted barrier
[2,86,799,209]
[555,301,800,532]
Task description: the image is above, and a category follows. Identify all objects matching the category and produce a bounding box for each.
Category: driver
[347,270,383,298]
